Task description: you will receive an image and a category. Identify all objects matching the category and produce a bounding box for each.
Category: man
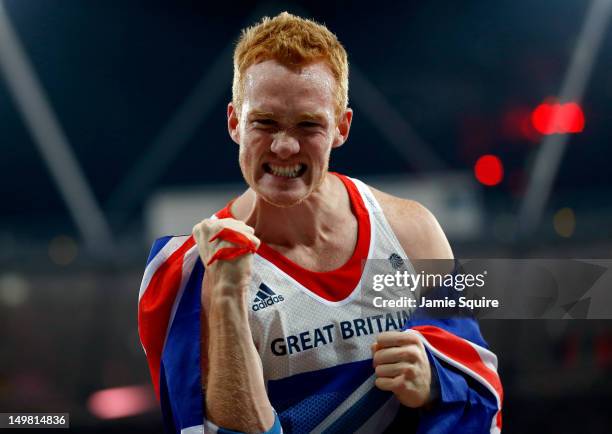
[139,12,502,434]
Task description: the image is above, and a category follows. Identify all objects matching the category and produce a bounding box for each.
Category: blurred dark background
[0,0,611,432]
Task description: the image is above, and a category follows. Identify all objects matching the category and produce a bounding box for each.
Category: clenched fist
[372,330,435,408]
[192,218,260,298]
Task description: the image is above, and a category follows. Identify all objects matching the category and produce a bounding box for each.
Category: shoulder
[368,186,454,260]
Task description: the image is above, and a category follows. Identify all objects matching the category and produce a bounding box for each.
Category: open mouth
[263,163,307,179]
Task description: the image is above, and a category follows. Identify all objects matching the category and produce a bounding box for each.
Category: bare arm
[195,218,275,432]
[370,187,453,261]
[205,284,273,431]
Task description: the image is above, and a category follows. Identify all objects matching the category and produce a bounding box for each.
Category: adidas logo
[251,283,285,311]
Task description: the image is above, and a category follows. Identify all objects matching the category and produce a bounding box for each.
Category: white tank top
[215,173,418,433]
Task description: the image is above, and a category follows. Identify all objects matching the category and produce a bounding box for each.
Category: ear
[332,108,353,149]
[227,102,240,144]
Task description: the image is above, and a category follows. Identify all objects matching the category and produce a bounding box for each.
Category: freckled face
[232,60,343,207]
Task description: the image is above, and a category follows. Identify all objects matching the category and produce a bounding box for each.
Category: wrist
[210,280,250,298]
[210,292,248,311]
[209,292,250,326]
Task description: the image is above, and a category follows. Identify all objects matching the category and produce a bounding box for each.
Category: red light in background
[474,154,504,186]
[88,384,157,419]
[501,107,539,143]
[531,103,554,134]
[531,101,584,134]
[563,103,585,133]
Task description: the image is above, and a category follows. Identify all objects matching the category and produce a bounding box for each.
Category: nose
[270,133,300,159]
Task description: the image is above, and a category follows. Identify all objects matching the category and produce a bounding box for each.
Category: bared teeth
[268,164,302,178]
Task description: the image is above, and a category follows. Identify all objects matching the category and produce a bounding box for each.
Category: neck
[231,173,349,248]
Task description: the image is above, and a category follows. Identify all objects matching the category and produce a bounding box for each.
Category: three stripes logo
[252,283,285,311]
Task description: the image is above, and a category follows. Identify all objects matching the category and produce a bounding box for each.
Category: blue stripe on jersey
[161,259,205,432]
[146,236,173,265]
[268,358,374,433]
[321,386,394,434]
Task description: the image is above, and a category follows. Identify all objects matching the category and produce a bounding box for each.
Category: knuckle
[400,333,419,345]
[195,220,213,234]
[402,364,416,379]
[238,222,254,232]
[375,377,389,390]
[220,217,238,227]
[412,337,425,350]
[193,228,205,243]
[393,378,408,393]
[400,347,417,361]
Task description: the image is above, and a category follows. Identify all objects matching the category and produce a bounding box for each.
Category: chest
[247,255,417,382]
[265,222,358,272]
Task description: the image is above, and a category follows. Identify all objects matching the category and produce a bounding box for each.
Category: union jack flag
[138,235,502,433]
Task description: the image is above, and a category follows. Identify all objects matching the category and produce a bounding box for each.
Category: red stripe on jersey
[138,236,196,398]
[215,173,371,302]
[412,325,503,428]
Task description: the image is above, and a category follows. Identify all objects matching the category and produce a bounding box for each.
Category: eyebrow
[297,112,326,122]
[248,110,275,118]
[247,110,326,122]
